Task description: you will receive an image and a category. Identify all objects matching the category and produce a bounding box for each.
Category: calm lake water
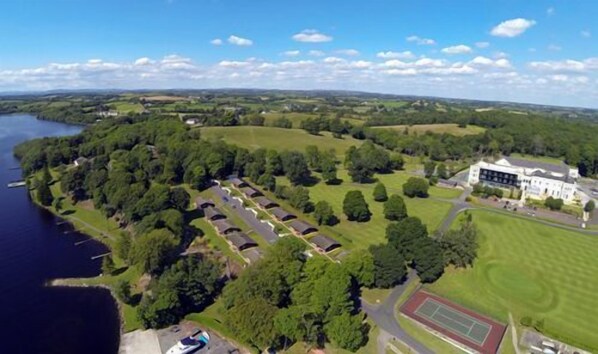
[0,114,120,354]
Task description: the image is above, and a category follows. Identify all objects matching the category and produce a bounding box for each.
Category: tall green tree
[313,201,337,226]
[325,313,368,351]
[402,177,429,198]
[343,190,371,222]
[369,244,407,288]
[36,178,54,206]
[383,194,408,221]
[373,182,388,202]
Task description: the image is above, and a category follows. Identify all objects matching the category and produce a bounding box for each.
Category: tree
[438,216,478,268]
[102,255,115,275]
[53,197,63,213]
[584,200,595,213]
[289,186,312,213]
[342,251,374,287]
[423,161,436,178]
[258,172,276,191]
[413,238,444,283]
[37,178,54,206]
[545,196,564,211]
[386,217,428,259]
[281,151,311,185]
[437,163,448,179]
[343,190,371,222]
[138,286,181,328]
[313,201,337,226]
[226,297,280,349]
[320,150,338,183]
[402,177,429,198]
[42,166,53,185]
[170,187,190,211]
[132,229,178,274]
[383,194,408,221]
[305,145,321,170]
[373,182,388,202]
[369,244,407,288]
[325,313,368,351]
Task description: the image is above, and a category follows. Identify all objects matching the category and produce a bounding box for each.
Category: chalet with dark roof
[310,235,341,253]
[270,207,297,222]
[195,196,215,210]
[226,232,258,251]
[254,196,279,210]
[212,219,241,235]
[289,220,318,236]
[204,206,226,221]
[242,187,262,198]
[231,177,248,188]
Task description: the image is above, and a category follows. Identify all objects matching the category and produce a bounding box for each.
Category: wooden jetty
[7,180,26,188]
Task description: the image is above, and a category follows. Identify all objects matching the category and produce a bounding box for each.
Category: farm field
[110,101,144,113]
[261,112,364,128]
[269,169,455,251]
[200,126,363,156]
[427,210,598,351]
[373,123,486,136]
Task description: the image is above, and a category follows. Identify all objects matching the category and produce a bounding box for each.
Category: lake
[0,114,120,354]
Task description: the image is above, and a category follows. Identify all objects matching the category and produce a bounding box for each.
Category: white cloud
[292,29,333,43]
[227,35,253,46]
[494,51,509,59]
[376,51,415,59]
[546,7,555,16]
[475,42,490,48]
[528,58,598,72]
[335,49,360,56]
[218,60,251,68]
[406,35,436,45]
[323,56,345,64]
[581,30,591,38]
[281,50,300,57]
[491,18,536,37]
[348,60,373,69]
[134,57,154,66]
[210,38,223,46]
[384,68,417,76]
[441,45,472,55]
[548,44,562,51]
[469,56,511,68]
[308,50,325,57]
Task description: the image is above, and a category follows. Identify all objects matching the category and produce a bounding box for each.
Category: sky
[0,0,596,108]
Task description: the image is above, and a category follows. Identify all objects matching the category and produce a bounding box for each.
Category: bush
[343,190,371,222]
[402,177,429,198]
[373,182,388,202]
[545,196,564,211]
[584,200,595,213]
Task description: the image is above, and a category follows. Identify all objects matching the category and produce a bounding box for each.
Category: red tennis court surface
[400,290,507,354]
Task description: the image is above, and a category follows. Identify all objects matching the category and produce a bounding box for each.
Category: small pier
[7,180,26,188]
[91,252,111,260]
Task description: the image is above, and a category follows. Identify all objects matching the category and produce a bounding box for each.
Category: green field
[261,112,363,128]
[373,124,486,136]
[269,169,456,251]
[427,210,598,350]
[201,126,363,156]
[110,101,144,113]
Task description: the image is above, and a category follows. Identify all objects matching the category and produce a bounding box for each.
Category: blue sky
[0,0,596,107]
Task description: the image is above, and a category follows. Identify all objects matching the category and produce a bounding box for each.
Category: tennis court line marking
[413,298,492,346]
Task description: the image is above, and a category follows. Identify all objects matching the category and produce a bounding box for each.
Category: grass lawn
[200,126,363,156]
[397,316,467,354]
[110,101,144,113]
[269,169,454,251]
[372,123,486,137]
[427,210,598,351]
[361,287,393,305]
[261,112,363,128]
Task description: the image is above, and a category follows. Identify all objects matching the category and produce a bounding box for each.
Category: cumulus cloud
[134,57,154,66]
[406,35,436,45]
[469,56,511,68]
[491,18,536,37]
[210,38,223,46]
[281,50,300,57]
[323,56,345,64]
[335,49,360,56]
[292,29,332,43]
[228,35,253,46]
[376,51,415,59]
[475,42,490,48]
[441,45,472,55]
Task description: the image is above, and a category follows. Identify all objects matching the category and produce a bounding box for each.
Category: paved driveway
[210,185,279,244]
[361,270,434,354]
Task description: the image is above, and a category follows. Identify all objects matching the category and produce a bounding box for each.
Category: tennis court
[415,298,491,345]
[400,290,506,353]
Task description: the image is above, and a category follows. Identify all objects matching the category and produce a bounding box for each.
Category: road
[209,184,279,244]
[361,270,434,354]
[438,187,472,233]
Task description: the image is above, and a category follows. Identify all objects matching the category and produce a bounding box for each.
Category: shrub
[545,196,564,211]
[520,316,533,327]
[373,182,388,202]
[402,177,429,198]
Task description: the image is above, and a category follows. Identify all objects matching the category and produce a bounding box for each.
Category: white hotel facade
[468,156,579,204]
